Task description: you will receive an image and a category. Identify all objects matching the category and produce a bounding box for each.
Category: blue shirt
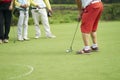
[18,0,27,5]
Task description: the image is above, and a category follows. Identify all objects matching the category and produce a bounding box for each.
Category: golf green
[0,21,120,80]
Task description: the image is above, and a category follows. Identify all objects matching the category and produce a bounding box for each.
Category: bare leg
[91,32,98,51]
[76,33,91,54]
[91,32,97,44]
[82,33,90,46]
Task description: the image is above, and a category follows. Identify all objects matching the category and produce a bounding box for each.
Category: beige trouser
[17,10,29,39]
[31,8,52,37]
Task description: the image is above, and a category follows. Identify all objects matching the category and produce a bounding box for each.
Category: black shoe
[91,46,98,52]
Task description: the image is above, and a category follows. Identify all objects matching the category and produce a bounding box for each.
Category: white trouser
[31,8,52,37]
[17,10,29,39]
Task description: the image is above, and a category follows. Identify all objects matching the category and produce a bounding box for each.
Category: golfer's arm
[10,0,14,6]
[75,0,82,12]
[30,0,37,6]
[14,0,21,7]
[44,0,52,10]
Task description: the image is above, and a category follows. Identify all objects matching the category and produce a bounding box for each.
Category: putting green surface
[0,21,120,80]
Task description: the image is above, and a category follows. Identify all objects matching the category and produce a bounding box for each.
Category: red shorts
[81,2,103,33]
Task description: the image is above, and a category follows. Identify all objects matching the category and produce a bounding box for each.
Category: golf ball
[66,49,70,53]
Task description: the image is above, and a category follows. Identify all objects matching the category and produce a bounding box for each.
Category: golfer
[75,0,103,54]
[15,0,30,41]
[30,0,56,39]
[0,0,14,43]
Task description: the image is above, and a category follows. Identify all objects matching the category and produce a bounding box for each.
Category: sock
[92,44,98,48]
[84,46,90,50]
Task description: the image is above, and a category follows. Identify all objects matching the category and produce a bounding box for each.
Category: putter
[66,21,80,53]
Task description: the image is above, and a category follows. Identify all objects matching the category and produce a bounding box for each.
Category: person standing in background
[30,0,56,39]
[75,0,103,54]
[15,0,30,41]
[0,0,14,44]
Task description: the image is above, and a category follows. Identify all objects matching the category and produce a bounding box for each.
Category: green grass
[0,21,120,80]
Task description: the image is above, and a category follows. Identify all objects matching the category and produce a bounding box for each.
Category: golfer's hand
[36,5,41,9]
[48,9,53,15]
[20,4,28,8]
[48,9,53,17]
[9,5,13,10]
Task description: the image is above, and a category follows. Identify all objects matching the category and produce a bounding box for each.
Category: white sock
[92,44,98,48]
[84,46,90,50]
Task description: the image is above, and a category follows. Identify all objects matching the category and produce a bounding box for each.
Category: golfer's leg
[80,5,96,50]
[91,32,97,44]
[17,11,24,40]
[82,33,90,50]
[31,10,41,37]
[91,32,99,49]
[40,9,52,36]
[4,10,12,39]
[91,3,103,47]
[76,32,91,53]
[23,11,29,39]
[0,10,4,40]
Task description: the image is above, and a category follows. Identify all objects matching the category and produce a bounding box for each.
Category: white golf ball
[66,49,69,53]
